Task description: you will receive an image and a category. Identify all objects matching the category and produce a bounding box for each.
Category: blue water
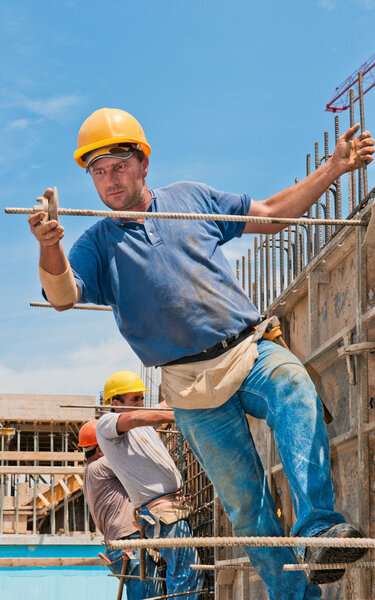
[0,545,120,600]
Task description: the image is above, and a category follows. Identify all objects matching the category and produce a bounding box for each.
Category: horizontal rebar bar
[60,404,174,411]
[30,301,112,311]
[284,561,375,571]
[190,564,253,571]
[108,573,166,581]
[4,206,366,227]
[107,535,375,551]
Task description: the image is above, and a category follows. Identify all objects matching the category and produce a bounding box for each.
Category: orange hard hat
[74,108,151,168]
[78,420,98,447]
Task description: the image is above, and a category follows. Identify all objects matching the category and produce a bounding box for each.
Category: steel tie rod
[4,206,366,227]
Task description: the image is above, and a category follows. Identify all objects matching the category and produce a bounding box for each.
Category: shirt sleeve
[96,413,121,442]
[207,185,252,243]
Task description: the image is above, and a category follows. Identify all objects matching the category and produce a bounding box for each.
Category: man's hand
[332,124,374,174]
[28,188,64,247]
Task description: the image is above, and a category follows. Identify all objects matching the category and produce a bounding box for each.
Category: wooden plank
[0,557,105,567]
[0,393,96,422]
[0,451,85,462]
[0,467,84,475]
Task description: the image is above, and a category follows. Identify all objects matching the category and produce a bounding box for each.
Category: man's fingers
[28,212,46,226]
[341,123,361,141]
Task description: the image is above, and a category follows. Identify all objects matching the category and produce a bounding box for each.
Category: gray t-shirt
[96,413,183,508]
[83,456,137,542]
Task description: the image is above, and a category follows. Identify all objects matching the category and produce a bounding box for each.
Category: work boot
[304,523,367,585]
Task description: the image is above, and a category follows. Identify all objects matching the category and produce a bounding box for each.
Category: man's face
[89,155,149,211]
[112,392,144,412]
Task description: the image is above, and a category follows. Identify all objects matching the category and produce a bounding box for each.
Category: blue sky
[1,0,374,398]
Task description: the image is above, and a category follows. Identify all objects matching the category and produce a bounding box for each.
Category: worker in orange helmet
[95,370,204,600]
[78,419,164,600]
[28,108,374,600]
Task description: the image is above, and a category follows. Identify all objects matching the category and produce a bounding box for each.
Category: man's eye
[93,170,104,177]
[115,162,126,171]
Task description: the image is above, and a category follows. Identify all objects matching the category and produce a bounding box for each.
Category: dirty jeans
[144,519,205,600]
[174,339,346,600]
[106,542,164,600]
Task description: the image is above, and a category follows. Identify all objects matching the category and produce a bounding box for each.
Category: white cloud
[317,0,336,9]
[7,118,33,130]
[0,336,140,397]
[356,0,375,7]
[23,94,82,122]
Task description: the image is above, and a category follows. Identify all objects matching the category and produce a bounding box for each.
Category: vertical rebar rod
[64,428,69,535]
[287,226,292,286]
[334,116,342,221]
[84,497,90,534]
[279,229,285,292]
[350,89,357,210]
[254,238,258,309]
[241,256,246,291]
[247,249,252,301]
[272,234,277,300]
[259,235,264,313]
[0,431,4,535]
[236,259,240,281]
[324,132,332,239]
[358,71,368,198]
[50,428,55,535]
[306,154,313,261]
[300,230,305,272]
[15,426,20,534]
[33,425,38,535]
[314,142,322,252]
[265,235,270,309]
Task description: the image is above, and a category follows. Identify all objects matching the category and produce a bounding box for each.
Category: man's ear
[142,156,149,178]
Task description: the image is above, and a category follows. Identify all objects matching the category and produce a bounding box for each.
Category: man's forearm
[265,157,340,219]
[39,242,70,274]
[117,410,174,433]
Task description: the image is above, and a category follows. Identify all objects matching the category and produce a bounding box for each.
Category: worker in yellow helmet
[96,370,204,600]
[77,419,164,600]
[27,107,374,598]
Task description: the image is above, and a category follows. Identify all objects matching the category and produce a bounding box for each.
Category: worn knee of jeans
[267,362,321,423]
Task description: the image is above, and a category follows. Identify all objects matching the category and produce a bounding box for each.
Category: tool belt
[134,489,193,537]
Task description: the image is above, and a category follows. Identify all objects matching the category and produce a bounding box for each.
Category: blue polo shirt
[69,181,261,366]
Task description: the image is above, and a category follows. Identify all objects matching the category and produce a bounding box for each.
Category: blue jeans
[145,519,205,600]
[106,543,164,600]
[174,339,346,600]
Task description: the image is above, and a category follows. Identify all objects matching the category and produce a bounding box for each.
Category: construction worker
[95,370,204,600]
[28,108,374,600]
[78,419,164,600]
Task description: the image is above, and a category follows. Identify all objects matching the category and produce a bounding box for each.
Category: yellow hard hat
[74,108,151,168]
[104,371,150,405]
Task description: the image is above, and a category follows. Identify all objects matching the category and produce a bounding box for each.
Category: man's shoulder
[156,181,211,197]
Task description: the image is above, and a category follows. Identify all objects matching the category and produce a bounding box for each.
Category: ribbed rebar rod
[107,536,375,551]
[324,132,332,239]
[60,404,174,411]
[350,89,357,209]
[30,301,112,311]
[334,116,342,220]
[190,564,253,571]
[4,207,365,227]
[284,561,375,572]
[358,71,368,197]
